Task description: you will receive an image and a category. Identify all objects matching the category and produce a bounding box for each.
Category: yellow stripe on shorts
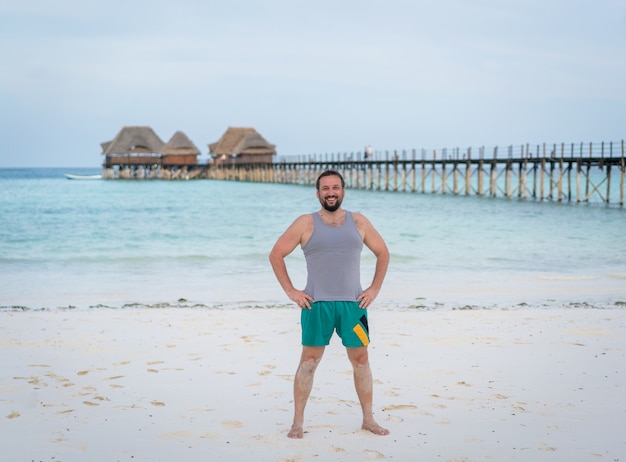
[352,323,370,346]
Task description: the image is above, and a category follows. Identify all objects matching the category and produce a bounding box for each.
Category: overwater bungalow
[208,127,276,165]
[161,131,200,166]
[160,131,202,179]
[101,126,165,179]
[101,126,203,179]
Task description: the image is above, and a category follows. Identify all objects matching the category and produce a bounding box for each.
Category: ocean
[1,167,625,310]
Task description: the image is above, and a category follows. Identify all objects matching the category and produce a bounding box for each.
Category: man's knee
[299,347,324,372]
[347,347,369,367]
[300,357,321,370]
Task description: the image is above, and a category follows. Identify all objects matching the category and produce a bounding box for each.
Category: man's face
[317,175,344,212]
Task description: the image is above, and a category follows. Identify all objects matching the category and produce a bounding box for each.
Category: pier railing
[277,141,624,164]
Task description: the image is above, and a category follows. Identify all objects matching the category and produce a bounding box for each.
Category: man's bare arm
[355,214,389,308]
[269,215,315,308]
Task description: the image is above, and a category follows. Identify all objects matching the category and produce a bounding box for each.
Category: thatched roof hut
[103,126,164,155]
[208,127,276,164]
[161,131,200,156]
[102,126,165,166]
[161,131,200,166]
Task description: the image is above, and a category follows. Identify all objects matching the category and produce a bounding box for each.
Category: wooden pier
[203,141,625,207]
[104,141,626,207]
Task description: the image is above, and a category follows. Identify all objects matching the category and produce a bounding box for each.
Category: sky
[1,0,625,167]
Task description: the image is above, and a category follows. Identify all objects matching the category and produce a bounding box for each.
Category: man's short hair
[316,170,345,190]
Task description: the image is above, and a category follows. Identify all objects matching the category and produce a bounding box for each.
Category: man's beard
[320,196,342,212]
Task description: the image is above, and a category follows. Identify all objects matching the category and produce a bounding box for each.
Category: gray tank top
[303,210,363,301]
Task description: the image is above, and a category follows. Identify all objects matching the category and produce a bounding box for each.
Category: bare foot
[287,424,304,439]
[362,422,390,435]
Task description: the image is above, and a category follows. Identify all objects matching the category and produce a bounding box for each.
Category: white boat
[64,173,102,180]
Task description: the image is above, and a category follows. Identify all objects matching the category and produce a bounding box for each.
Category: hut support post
[465,159,471,196]
[619,140,626,206]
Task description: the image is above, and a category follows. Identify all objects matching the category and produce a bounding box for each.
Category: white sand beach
[1,306,625,461]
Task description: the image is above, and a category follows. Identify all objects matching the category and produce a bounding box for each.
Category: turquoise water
[1,168,625,310]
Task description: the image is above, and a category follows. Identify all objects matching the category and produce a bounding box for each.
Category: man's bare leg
[289,346,324,438]
[347,346,389,435]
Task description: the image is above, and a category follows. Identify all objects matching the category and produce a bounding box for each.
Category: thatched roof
[160,131,200,156]
[208,127,276,156]
[101,126,164,155]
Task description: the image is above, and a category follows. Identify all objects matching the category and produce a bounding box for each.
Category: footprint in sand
[241,335,267,344]
[383,404,417,411]
[55,409,74,415]
[222,420,244,429]
[27,377,42,387]
[45,372,74,387]
[80,388,100,399]
[538,442,557,452]
[384,389,400,397]
[363,449,385,460]
[259,364,277,376]
[50,437,68,443]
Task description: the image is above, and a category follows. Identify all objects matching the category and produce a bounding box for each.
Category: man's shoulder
[350,210,368,222]
[291,213,315,229]
[296,212,315,222]
[351,211,374,230]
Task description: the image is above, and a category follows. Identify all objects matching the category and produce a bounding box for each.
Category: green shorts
[301,301,370,348]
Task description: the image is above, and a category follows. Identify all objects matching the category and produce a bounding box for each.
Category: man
[269,169,390,439]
